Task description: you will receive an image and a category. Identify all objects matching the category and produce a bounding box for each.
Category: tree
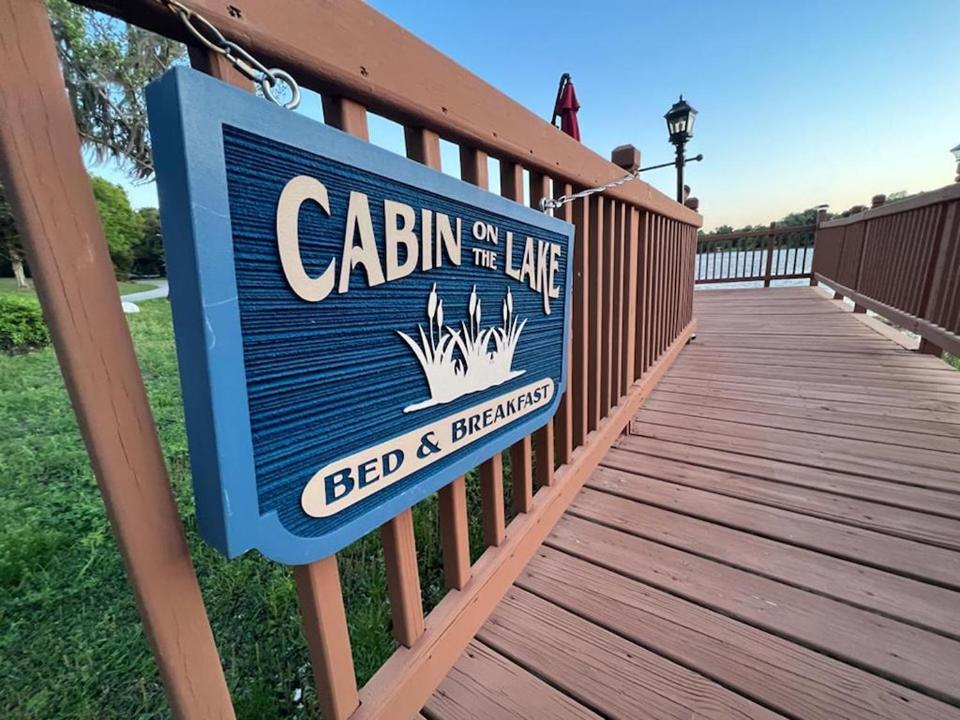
[0,183,28,289]
[46,0,186,179]
[778,208,823,227]
[132,207,165,277]
[91,176,141,279]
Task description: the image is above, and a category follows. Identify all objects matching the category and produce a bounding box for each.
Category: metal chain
[540,170,641,214]
[156,0,301,109]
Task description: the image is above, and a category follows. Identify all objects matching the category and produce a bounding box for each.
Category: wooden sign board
[147,68,573,564]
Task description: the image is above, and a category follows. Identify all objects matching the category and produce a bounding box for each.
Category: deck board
[427,286,960,720]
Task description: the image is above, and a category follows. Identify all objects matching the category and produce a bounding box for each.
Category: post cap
[871,194,886,208]
[684,197,699,211]
[611,144,641,172]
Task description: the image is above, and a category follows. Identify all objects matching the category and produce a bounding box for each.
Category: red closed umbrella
[552,73,581,142]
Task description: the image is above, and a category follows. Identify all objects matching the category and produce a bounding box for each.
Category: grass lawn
[0,277,146,298]
[0,298,501,719]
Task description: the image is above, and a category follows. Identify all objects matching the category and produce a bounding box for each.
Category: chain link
[540,170,641,214]
[156,0,301,109]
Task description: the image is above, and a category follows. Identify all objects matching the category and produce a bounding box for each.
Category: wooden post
[0,3,234,717]
[763,222,776,287]
[294,559,361,720]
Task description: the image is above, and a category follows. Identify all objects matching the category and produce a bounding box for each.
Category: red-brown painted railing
[696,223,816,286]
[814,184,960,357]
[0,2,700,719]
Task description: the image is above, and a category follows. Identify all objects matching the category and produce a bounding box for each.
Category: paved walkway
[121,279,168,303]
[425,286,960,720]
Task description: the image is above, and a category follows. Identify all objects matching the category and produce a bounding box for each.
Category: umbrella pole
[551,72,570,127]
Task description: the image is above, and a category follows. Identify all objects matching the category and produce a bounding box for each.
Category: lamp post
[665,95,698,203]
[951,144,960,183]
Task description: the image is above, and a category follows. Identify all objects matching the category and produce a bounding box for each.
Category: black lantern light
[665,95,697,146]
[664,96,698,203]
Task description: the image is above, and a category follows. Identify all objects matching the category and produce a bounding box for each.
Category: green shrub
[0,295,50,353]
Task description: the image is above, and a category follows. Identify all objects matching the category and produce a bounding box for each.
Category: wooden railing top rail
[698,224,815,243]
[821,184,960,227]
[79,0,701,228]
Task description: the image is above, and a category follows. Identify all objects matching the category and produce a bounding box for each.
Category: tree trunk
[12,255,27,288]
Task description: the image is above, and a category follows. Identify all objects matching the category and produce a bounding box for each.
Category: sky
[98,0,960,231]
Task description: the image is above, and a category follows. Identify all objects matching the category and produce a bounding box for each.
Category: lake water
[695,247,813,290]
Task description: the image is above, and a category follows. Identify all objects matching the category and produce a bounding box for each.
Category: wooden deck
[424,286,960,720]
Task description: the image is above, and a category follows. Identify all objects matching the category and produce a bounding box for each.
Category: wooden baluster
[610,203,625,404]
[665,221,674,339]
[324,96,424,648]
[669,223,677,342]
[554,183,576,465]
[674,221,682,337]
[650,216,659,367]
[404,127,470,590]
[638,213,651,377]
[437,476,470,589]
[459,147,506,544]
[660,219,668,352]
[600,200,616,416]
[499,161,534,512]
[654,217,665,358]
[379,509,425,646]
[0,6,236,718]
[571,195,591,447]
[709,236,715,281]
[587,195,605,430]
[669,224,676,335]
[527,171,556,489]
[294,560,361,720]
[688,228,696,324]
[679,226,687,326]
[623,207,641,387]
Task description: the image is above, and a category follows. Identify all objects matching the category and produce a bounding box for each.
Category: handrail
[696,223,816,286]
[821,184,960,227]
[1,2,701,719]
[814,183,960,357]
[698,224,815,243]
[78,0,702,228]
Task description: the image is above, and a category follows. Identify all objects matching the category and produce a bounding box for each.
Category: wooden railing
[0,1,700,719]
[814,184,960,357]
[696,223,816,286]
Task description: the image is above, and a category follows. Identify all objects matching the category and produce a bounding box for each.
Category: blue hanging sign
[146,68,574,564]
